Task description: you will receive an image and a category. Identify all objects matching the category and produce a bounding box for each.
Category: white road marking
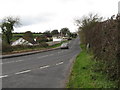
[15,60,24,62]
[2,61,64,77]
[38,55,48,59]
[58,52,62,54]
[15,70,31,75]
[38,54,54,59]
[56,62,64,65]
[2,60,23,64]
[40,65,50,69]
[49,54,54,56]
[37,50,68,59]
[0,75,8,78]
[3,61,15,64]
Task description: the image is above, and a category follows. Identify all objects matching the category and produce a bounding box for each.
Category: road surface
[2,37,80,88]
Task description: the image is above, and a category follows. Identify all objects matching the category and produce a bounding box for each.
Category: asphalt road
[2,37,80,88]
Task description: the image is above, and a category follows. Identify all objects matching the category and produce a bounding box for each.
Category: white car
[60,43,69,49]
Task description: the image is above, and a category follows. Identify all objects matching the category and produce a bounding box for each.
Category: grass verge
[2,41,68,55]
[67,44,117,88]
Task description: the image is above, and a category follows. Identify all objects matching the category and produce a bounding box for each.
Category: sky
[0,0,120,33]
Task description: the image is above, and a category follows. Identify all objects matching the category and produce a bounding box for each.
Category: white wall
[53,38,62,42]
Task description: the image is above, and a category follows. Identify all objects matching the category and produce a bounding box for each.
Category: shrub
[2,41,13,52]
[77,14,120,86]
[11,42,48,51]
[39,42,48,47]
[36,36,48,43]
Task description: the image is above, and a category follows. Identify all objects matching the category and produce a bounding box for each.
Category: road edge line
[2,47,60,59]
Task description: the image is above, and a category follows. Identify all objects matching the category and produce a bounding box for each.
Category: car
[60,43,69,49]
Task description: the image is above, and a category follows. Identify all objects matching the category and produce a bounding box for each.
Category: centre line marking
[56,62,64,65]
[15,60,24,62]
[38,55,47,59]
[40,65,50,69]
[38,54,54,59]
[3,61,15,64]
[58,52,62,53]
[0,75,8,79]
[15,70,31,75]
[49,54,54,56]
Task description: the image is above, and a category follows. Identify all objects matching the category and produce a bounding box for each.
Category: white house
[53,37,62,42]
[11,38,33,46]
[52,35,63,42]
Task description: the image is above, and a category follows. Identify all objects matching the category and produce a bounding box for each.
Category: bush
[11,42,48,51]
[77,14,120,86]
[39,42,48,47]
[36,36,48,43]
[12,45,33,51]
[3,41,48,53]
[2,41,13,52]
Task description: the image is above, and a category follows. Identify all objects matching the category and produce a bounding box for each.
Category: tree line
[0,16,77,45]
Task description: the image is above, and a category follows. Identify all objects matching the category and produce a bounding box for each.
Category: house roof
[11,38,34,46]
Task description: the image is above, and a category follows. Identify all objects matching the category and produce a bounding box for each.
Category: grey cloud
[21,13,55,26]
[21,16,47,26]
[0,19,2,23]
[60,0,78,2]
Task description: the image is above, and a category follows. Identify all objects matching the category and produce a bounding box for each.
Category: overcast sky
[0,0,120,33]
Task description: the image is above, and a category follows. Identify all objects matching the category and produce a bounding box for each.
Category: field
[12,33,43,42]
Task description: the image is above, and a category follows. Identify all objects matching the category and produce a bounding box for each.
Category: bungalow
[52,35,63,42]
[11,38,33,46]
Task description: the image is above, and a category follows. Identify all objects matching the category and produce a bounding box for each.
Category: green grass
[13,33,23,36]
[12,33,43,42]
[13,33,42,36]
[48,43,61,48]
[67,44,117,88]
